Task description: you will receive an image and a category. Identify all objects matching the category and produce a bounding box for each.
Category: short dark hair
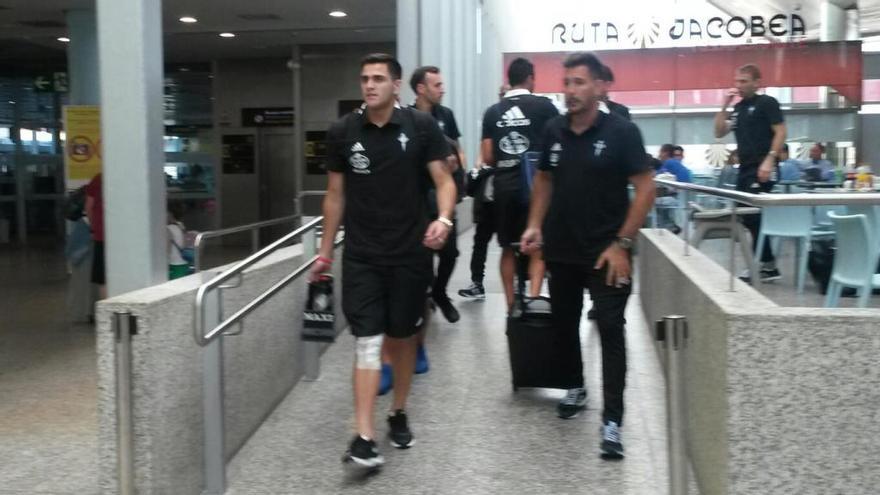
[814,142,826,153]
[782,143,789,152]
[660,143,676,156]
[360,53,402,80]
[737,63,761,80]
[409,65,440,93]
[673,145,684,154]
[507,58,534,87]
[597,64,614,82]
[563,52,604,80]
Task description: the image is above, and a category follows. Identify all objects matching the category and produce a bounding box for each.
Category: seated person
[778,144,802,181]
[802,142,835,182]
[655,144,692,233]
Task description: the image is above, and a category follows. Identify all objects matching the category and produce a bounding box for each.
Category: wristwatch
[616,236,634,250]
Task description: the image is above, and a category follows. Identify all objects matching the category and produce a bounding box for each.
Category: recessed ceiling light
[329,10,347,18]
[179,16,198,24]
[219,32,236,38]
[57,37,70,43]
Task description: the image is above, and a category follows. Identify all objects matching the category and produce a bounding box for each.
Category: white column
[820,1,848,41]
[396,0,420,105]
[66,9,100,106]
[96,0,167,295]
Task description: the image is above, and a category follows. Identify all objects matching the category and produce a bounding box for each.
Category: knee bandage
[355,334,383,370]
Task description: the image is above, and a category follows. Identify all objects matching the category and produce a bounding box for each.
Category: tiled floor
[225,234,674,495]
[0,242,99,495]
[1,232,679,495]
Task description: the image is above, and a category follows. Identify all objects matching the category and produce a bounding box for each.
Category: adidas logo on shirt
[351,142,366,153]
[496,106,531,128]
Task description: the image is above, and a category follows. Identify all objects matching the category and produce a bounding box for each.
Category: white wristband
[437,216,453,228]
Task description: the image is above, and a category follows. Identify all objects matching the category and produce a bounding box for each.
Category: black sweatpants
[547,261,631,426]
[433,221,459,298]
[469,202,495,284]
[736,167,776,263]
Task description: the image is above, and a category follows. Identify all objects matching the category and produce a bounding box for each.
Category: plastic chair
[755,206,814,293]
[825,212,880,308]
[846,205,880,247]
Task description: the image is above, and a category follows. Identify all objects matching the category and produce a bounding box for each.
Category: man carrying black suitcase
[520,52,655,460]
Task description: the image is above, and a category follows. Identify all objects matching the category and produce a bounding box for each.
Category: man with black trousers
[521,52,655,459]
[714,63,786,283]
[410,65,464,323]
[310,53,456,469]
[482,57,559,310]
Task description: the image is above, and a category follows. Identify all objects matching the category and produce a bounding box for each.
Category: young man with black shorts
[481,57,559,309]
[714,63,786,282]
[521,52,655,459]
[310,53,456,469]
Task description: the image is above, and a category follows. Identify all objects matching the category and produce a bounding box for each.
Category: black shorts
[493,189,527,248]
[91,241,106,285]
[342,256,432,339]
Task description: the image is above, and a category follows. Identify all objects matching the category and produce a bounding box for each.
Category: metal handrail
[193,214,301,272]
[194,216,326,346]
[654,178,880,206]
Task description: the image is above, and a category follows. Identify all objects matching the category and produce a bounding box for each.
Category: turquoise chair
[846,205,880,246]
[825,212,880,308]
[755,206,813,293]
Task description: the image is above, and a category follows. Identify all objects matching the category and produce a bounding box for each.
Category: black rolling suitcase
[505,254,569,391]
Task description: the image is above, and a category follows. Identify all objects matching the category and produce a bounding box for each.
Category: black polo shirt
[606,100,631,121]
[482,92,560,193]
[325,106,450,264]
[730,94,783,167]
[538,111,651,264]
[431,104,461,141]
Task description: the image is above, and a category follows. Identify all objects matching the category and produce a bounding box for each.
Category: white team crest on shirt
[748,106,755,114]
[398,132,409,151]
[351,142,365,152]
[349,152,371,174]
[549,142,562,166]
[593,140,607,157]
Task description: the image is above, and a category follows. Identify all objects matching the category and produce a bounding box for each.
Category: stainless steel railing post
[301,216,321,381]
[682,191,691,256]
[728,199,737,291]
[657,315,689,495]
[202,290,226,495]
[114,312,136,495]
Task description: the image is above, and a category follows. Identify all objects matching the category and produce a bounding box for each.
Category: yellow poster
[63,105,102,181]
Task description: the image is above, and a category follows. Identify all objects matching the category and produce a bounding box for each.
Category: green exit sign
[34,73,69,93]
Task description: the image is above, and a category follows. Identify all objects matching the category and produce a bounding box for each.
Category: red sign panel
[505,41,862,105]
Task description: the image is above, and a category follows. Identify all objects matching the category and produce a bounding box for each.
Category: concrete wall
[639,229,880,495]
[95,243,345,494]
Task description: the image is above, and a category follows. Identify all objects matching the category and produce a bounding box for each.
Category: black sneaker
[457,282,486,300]
[343,435,384,468]
[760,268,781,283]
[387,410,415,448]
[557,388,588,419]
[599,421,624,460]
[432,294,460,323]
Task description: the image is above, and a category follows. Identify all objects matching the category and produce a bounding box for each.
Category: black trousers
[736,168,776,263]
[432,221,459,297]
[547,261,631,425]
[469,202,496,284]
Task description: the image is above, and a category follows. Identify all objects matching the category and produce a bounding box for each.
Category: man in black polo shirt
[311,53,456,469]
[521,52,655,460]
[597,65,631,120]
[410,65,464,324]
[482,57,559,309]
[714,63,787,282]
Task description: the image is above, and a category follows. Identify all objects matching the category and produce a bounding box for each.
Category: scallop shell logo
[706,142,730,169]
[626,18,661,48]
